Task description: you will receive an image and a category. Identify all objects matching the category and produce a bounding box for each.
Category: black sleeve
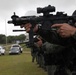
[37,29,70,46]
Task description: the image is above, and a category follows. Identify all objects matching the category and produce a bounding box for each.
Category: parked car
[0,46,5,55]
[9,44,23,55]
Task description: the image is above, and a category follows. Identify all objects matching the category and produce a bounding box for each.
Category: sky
[0,0,76,36]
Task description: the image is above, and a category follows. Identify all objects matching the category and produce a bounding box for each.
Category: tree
[18,34,26,41]
[7,34,26,44]
[0,34,6,44]
[0,34,26,44]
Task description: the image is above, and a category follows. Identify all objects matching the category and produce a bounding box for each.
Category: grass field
[0,45,47,75]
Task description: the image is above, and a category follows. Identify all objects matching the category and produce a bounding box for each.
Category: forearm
[43,42,65,54]
[37,28,69,46]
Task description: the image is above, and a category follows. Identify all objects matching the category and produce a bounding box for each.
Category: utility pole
[5,19,7,50]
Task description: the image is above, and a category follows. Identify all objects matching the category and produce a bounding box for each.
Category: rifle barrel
[13,30,26,32]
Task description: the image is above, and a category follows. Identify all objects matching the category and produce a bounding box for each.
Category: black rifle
[7,5,76,46]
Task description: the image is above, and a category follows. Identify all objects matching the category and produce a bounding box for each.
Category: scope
[37,5,55,14]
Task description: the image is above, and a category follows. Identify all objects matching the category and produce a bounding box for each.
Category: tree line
[0,34,26,44]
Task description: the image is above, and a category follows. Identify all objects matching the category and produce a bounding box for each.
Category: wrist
[33,24,39,32]
[34,24,42,33]
[71,28,76,39]
[70,28,76,36]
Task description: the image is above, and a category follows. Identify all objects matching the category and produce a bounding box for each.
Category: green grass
[0,50,47,75]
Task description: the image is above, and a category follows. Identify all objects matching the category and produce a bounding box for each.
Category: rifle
[7,5,76,46]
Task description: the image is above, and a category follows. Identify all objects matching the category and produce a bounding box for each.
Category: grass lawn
[0,50,47,75]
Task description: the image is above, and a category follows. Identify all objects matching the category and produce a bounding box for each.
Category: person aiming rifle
[8,5,76,75]
[19,7,76,75]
